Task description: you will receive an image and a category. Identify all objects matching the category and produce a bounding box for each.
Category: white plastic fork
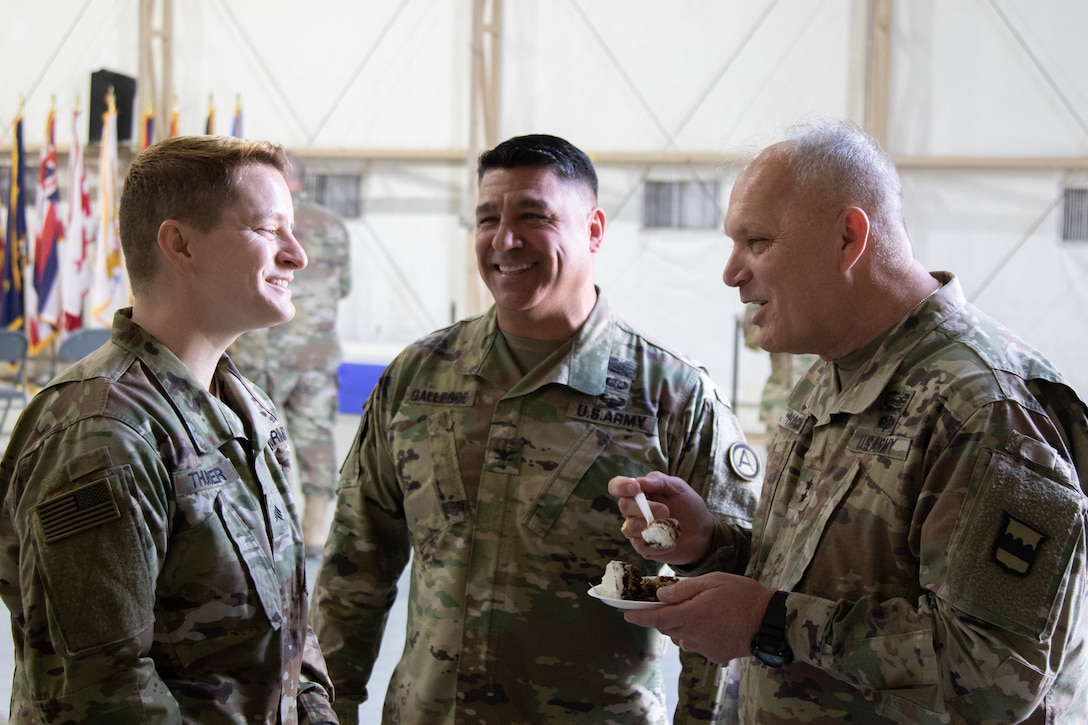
[634,491,655,524]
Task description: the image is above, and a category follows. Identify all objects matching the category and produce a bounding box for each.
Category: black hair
[477,134,598,199]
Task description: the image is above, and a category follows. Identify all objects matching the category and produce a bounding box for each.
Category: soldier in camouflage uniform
[0,136,337,723]
[311,134,762,724]
[618,119,1088,723]
[232,152,352,557]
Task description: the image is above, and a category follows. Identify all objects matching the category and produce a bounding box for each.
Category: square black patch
[992,511,1048,577]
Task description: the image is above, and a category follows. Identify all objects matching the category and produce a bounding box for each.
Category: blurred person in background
[233,150,352,557]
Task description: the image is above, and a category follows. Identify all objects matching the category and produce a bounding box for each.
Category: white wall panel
[3,0,1088,411]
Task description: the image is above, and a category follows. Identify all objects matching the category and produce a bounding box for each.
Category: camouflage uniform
[726,272,1088,722]
[233,193,352,501]
[312,293,761,724]
[0,309,337,724]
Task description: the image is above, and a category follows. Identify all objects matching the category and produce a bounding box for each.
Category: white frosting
[641,519,679,549]
[599,560,626,599]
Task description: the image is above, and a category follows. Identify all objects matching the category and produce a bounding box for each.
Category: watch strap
[751,590,793,667]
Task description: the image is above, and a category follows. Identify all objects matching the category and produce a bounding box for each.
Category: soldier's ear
[587,206,605,253]
[837,206,869,273]
[157,219,196,276]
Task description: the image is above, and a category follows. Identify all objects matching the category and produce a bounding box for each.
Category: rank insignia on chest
[992,511,1047,577]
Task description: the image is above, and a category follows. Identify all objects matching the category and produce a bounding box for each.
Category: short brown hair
[119,135,289,294]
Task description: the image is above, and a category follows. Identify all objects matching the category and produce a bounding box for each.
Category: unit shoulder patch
[992,511,1048,577]
[728,442,762,481]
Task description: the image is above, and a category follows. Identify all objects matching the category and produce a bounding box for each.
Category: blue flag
[1,110,27,330]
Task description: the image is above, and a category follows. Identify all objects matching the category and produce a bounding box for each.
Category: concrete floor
[0,390,769,722]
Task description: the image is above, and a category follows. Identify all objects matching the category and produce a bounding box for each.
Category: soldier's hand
[623,572,775,665]
[608,471,715,566]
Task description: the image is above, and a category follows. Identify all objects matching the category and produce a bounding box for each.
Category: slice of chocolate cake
[599,560,678,602]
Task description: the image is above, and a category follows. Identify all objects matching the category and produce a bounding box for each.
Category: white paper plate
[587,584,666,610]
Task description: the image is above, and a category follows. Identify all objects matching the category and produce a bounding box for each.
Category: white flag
[88,90,129,328]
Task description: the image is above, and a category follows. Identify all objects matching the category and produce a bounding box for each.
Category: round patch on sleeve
[728,442,762,481]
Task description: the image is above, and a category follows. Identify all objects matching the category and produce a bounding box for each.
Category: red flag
[62,103,92,333]
[28,104,64,354]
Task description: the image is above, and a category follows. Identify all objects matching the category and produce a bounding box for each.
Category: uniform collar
[111,309,278,454]
[803,272,961,424]
[459,289,617,397]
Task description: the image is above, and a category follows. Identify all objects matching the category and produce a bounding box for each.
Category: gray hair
[781,119,905,244]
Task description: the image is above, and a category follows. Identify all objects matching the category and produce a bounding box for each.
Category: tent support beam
[137,0,173,145]
[287,148,1088,172]
[865,0,893,145]
[463,0,503,319]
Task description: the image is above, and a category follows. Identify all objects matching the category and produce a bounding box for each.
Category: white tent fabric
[3,0,1087,413]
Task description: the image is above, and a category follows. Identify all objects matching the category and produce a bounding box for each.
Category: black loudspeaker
[88,69,137,143]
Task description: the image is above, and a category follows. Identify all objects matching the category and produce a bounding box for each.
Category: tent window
[303,173,362,218]
[1062,187,1088,241]
[643,180,720,229]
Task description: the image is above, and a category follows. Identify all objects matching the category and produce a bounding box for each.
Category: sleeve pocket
[34,466,155,654]
[942,447,1085,639]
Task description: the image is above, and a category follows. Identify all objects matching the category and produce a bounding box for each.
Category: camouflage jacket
[0,310,337,724]
[737,273,1088,723]
[233,194,352,393]
[312,293,761,724]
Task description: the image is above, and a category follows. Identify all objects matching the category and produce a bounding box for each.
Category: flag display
[1,108,27,330]
[140,102,155,149]
[28,104,64,353]
[88,89,128,327]
[231,93,243,137]
[168,97,179,137]
[62,104,92,333]
[0,90,266,347]
[205,94,215,135]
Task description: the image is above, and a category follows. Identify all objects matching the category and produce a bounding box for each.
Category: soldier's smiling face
[187,163,307,337]
[474,166,604,340]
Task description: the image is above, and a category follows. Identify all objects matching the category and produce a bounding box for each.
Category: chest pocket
[158,487,284,667]
[396,409,471,549]
[523,424,611,537]
[762,460,859,591]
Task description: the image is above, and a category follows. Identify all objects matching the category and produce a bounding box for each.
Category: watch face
[751,642,793,668]
[756,651,789,668]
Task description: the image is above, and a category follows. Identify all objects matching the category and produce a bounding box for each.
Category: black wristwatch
[750,590,793,668]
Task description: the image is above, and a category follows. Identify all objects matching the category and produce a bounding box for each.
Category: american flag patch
[37,479,121,544]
